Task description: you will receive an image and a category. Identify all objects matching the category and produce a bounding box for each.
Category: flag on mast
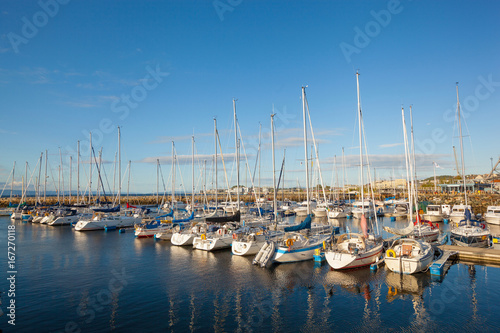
[433,162,443,169]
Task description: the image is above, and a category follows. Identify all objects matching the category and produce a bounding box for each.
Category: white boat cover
[383,222,414,236]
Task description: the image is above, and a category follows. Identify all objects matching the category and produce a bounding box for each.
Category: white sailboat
[170,222,208,246]
[0,162,16,216]
[48,208,92,226]
[385,107,435,274]
[75,210,141,231]
[450,83,491,247]
[231,227,284,256]
[325,72,383,270]
[328,149,351,219]
[253,87,332,267]
[192,223,239,251]
[384,238,435,274]
[75,127,143,231]
[233,113,283,256]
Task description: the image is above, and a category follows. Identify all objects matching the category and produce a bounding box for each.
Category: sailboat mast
[409,105,419,218]
[456,83,467,206]
[89,132,92,203]
[214,118,218,207]
[342,147,346,201]
[233,99,240,211]
[402,107,413,224]
[69,155,72,204]
[334,155,338,201]
[37,153,43,205]
[192,135,195,210]
[22,165,25,203]
[204,159,207,204]
[77,142,80,203]
[171,141,175,207]
[258,123,261,200]
[356,72,364,214]
[118,126,121,206]
[127,160,131,202]
[97,149,102,199]
[302,86,310,214]
[157,159,160,205]
[10,162,15,204]
[282,149,286,202]
[57,164,60,203]
[59,148,64,204]
[271,113,277,223]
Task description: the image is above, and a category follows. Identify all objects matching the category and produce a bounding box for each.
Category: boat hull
[193,235,233,251]
[485,215,500,225]
[171,233,196,246]
[136,227,170,238]
[328,210,347,219]
[232,240,263,256]
[450,233,490,247]
[325,244,383,270]
[273,244,322,263]
[385,249,434,274]
[10,212,22,220]
[312,209,328,217]
[422,214,443,222]
[154,231,173,240]
[49,214,89,226]
[75,216,141,231]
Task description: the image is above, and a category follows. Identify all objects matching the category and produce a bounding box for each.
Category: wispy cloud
[320,153,452,171]
[148,132,225,145]
[0,129,17,135]
[137,153,251,165]
[62,101,98,108]
[379,143,403,148]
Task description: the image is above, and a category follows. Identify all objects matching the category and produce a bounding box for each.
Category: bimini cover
[284,214,312,232]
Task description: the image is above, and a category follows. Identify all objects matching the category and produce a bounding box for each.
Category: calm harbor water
[1,215,500,332]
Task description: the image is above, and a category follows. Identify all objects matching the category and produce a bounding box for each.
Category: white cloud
[379,143,403,148]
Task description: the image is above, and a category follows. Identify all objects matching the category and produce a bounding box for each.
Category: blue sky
[1,0,499,196]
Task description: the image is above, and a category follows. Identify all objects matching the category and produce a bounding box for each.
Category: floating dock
[437,245,500,264]
[430,250,457,278]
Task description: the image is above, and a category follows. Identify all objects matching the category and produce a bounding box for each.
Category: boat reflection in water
[384,270,437,331]
[323,266,386,331]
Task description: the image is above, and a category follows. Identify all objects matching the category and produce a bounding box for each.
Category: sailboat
[328,148,351,219]
[324,72,383,270]
[75,128,142,231]
[170,222,208,245]
[192,99,243,251]
[384,107,435,274]
[232,113,284,256]
[1,162,16,217]
[450,84,491,247]
[253,87,331,267]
